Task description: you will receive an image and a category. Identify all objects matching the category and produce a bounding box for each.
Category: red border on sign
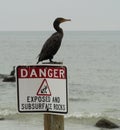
[36,79,51,96]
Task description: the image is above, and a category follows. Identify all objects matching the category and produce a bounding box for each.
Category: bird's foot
[42,61,63,64]
[50,61,63,64]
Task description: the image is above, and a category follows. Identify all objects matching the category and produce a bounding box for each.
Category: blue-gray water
[0,31,120,130]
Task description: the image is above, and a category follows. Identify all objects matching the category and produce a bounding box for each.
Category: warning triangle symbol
[36,79,51,96]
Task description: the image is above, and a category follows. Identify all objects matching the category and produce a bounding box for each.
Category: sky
[0,0,120,31]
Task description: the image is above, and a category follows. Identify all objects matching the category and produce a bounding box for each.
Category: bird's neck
[54,22,63,33]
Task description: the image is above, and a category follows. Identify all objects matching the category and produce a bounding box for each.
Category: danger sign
[17,65,68,114]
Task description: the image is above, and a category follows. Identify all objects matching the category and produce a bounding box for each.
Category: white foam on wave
[65,112,102,120]
[0,108,17,117]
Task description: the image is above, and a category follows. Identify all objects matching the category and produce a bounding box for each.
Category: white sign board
[17,65,68,114]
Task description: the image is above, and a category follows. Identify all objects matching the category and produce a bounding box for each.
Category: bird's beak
[62,19,71,23]
[64,19,71,22]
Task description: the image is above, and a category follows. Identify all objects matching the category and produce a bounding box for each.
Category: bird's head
[54,17,71,24]
[53,17,71,32]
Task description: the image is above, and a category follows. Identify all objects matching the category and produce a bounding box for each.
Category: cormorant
[36,17,71,64]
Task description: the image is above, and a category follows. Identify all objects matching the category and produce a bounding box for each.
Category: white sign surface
[17,65,68,114]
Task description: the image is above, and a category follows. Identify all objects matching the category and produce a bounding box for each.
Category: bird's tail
[36,61,39,64]
[36,53,40,64]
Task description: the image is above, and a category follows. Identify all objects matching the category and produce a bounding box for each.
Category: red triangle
[36,79,51,96]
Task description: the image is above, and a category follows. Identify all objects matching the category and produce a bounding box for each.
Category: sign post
[17,64,68,130]
[44,114,64,130]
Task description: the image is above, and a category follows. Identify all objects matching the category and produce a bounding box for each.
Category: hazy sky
[0,0,120,31]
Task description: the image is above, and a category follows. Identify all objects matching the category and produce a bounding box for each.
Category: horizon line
[0,30,120,32]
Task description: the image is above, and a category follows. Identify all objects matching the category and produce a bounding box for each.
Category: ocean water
[0,31,120,130]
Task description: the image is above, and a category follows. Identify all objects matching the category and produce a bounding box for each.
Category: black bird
[36,17,71,64]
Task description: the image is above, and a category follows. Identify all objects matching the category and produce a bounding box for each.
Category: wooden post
[44,114,64,130]
[43,62,65,130]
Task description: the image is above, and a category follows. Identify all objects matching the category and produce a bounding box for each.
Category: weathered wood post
[44,114,64,130]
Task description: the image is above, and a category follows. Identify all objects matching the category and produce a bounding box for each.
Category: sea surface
[0,31,120,130]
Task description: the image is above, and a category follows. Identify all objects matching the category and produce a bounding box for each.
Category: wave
[0,108,17,118]
[0,108,101,120]
[0,108,43,121]
[65,112,120,125]
[65,112,102,120]
[0,108,120,127]
[69,97,89,102]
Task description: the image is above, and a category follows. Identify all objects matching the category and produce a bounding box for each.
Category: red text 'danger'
[17,66,67,79]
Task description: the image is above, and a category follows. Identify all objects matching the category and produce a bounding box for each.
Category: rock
[2,76,16,82]
[95,118,119,129]
[0,117,5,120]
[1,66,16,82]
